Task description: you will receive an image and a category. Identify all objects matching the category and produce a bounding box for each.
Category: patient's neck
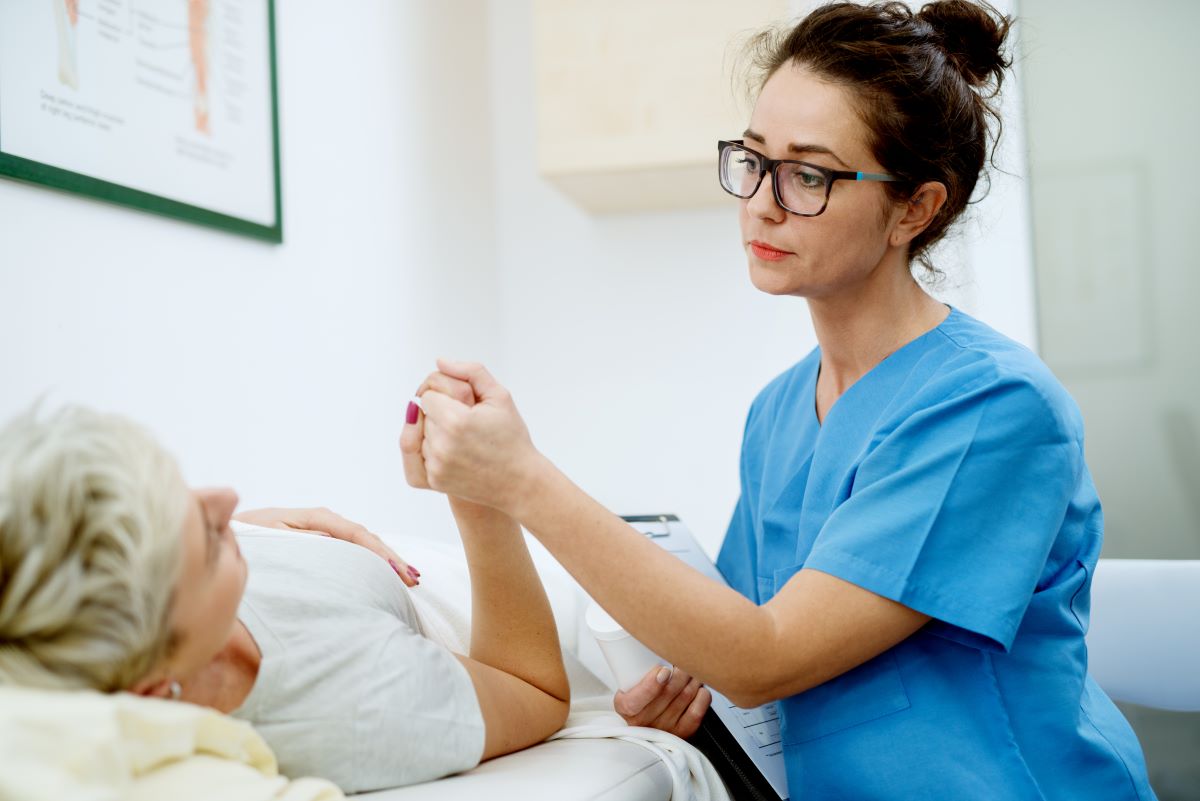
[180,619,262,714]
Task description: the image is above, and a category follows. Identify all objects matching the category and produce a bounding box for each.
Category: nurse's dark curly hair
[745,0,1013,274]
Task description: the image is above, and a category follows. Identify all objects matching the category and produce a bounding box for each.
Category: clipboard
[620,514,790,801]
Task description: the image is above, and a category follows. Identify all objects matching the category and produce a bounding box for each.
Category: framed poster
[0,0,282,242]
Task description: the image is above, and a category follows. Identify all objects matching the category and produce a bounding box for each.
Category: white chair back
[1086,559,1200,711]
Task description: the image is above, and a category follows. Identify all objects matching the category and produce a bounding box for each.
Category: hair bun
[918,0,1012,89]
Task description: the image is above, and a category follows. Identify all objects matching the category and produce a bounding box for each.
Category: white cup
[585,601,668,692]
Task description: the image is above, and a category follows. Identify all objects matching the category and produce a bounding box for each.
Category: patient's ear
[128,673,173,698]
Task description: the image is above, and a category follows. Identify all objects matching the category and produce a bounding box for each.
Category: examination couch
[357,545,1200,801]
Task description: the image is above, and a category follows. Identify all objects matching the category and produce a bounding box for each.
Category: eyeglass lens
[719,143,829,215]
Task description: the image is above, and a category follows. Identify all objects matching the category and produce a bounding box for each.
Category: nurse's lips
[749,240,792,261]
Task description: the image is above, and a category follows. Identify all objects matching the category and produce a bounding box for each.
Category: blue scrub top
[716,309,1156,800]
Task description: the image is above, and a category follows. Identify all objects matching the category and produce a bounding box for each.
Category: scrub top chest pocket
[778,650,911,745]
[766,562,912,745]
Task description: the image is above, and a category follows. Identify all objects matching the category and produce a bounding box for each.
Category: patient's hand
[232,507,420,587]
[613,665,712,739]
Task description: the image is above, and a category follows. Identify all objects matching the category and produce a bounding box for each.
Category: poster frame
[0,0,283,243]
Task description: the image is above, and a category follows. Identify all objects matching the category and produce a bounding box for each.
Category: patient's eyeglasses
[717,139,898,217]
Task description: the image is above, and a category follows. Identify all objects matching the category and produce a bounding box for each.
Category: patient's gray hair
[0,405,187,691]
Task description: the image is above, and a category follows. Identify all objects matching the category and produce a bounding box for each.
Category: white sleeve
[351,625,486,790]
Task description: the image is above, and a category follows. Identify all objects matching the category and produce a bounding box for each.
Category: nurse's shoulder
[925,310,1084,446]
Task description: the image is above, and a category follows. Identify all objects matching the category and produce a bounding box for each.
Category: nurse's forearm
[508,456,781,706]
[451,498,569,704]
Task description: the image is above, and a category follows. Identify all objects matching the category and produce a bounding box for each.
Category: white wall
[1,0,1037,559]
[1021,8,1200,796]
[485,0,1036,554]
[0,1,499,540]
[1022,0,1200,561]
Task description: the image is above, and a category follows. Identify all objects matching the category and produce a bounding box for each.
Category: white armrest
[1086,558,1200,711]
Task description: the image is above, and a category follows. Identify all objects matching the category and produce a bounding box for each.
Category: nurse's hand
[411,360,545,514]
[401,369,504,526]
[400,369,477,491]
[613,665,712,739]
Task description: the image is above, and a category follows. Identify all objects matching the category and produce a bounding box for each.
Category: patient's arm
[449,492,570,759]
[233,506,419,587]
[403,371,569,758]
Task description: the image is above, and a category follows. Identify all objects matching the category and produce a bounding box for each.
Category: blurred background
[0,0,1194,796]
[1022,0,1200,797]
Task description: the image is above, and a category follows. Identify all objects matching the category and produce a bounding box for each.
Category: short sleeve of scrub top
[805,363,1082,651]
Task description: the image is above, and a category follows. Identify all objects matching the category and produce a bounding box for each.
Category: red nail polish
[407,565,420,579]
[405,402,419,425]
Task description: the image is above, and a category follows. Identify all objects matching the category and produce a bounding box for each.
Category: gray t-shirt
[229,523,485,793]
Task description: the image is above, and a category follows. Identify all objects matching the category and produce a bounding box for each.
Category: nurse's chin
[746,262,820,298]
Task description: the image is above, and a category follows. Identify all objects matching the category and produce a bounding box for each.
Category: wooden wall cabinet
[533,0,789,213]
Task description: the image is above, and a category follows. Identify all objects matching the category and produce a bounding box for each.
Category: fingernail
[656,666,673,685]
[405,402,419,425]
[407,565,420,579]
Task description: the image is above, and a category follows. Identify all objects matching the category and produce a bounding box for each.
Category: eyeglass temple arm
[834,170,898,182]
[719,141,899,183]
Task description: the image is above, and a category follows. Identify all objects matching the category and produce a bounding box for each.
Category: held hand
[232,506,421,587]
[411,360,543,513]
[613,665,712,739]
[400,369,476,491]
[400,370,497,520]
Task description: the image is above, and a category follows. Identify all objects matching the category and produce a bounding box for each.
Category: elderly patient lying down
[0,401,570,793]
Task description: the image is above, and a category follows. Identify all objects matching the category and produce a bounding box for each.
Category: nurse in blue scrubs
[403,1,1157,797]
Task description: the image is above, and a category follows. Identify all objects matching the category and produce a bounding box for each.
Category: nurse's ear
[888,181,948,249]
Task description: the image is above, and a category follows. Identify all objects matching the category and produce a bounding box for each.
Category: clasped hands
[398,359,545,516]
[398,359,712,738]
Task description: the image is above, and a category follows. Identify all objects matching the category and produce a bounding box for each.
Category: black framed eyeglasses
[717,139,898,217]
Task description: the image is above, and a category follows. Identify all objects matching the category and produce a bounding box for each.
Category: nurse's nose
[746,168,787,223]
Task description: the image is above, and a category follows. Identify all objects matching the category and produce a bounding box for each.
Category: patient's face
[166,487,247,681]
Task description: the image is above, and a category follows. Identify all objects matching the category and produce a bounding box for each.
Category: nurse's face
[738,61,903,299]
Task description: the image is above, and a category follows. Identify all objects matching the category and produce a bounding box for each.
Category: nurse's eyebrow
[742,128,851,169]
